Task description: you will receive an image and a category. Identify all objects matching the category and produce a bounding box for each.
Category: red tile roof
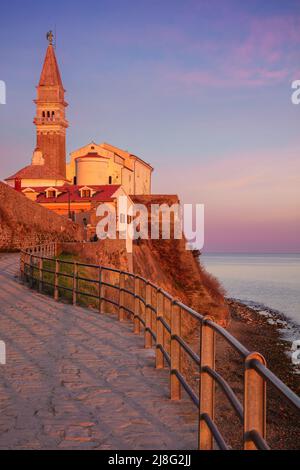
[35,184,121,203]
[5,165,67,181]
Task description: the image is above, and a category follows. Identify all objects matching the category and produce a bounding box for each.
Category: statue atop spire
[46,30,54,45]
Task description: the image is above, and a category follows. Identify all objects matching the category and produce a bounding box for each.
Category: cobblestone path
[0,253,197,450]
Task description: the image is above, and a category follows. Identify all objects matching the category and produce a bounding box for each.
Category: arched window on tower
[47,111,50,118]
[52,111,55,120]
[109,176,112,184]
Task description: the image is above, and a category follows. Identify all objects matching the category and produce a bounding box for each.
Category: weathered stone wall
[0,182,83,251]
[58,240,131,271]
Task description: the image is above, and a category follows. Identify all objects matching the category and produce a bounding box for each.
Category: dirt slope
[131,195,229,326]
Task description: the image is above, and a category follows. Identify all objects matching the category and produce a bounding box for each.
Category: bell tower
[33,31,68,177]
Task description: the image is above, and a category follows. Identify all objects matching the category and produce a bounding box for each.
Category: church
[5,32,153,222]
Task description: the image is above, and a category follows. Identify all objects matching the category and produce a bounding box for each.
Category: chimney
[14,178,22,192]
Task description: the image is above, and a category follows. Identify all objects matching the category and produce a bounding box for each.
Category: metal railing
[20,243,300,450]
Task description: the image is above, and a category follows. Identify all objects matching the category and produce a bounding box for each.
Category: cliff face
[0,182,83,251]
[131,195,229,326]
[133,239,228,326]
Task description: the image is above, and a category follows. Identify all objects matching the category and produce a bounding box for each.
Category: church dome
[76,153,109,186]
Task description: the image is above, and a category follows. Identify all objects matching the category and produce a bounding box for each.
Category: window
[47,111,50,118]
[42,111,45,118]
[109,176,112,184]
[47,190,56,198]
[81,189,91,198]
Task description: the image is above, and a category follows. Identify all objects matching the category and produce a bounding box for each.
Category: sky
[0,0,299,252]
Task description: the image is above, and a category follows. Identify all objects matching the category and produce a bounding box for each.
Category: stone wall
[58,240,131,271]
[0,182,83,251]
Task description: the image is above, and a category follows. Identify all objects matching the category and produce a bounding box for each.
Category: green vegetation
[25,251,135,317]
[29,252,101,310]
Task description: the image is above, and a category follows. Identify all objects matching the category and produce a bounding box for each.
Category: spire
[39,35,63,87]
[33,33,68,178]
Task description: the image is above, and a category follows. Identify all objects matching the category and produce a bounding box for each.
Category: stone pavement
[0,253,197,450]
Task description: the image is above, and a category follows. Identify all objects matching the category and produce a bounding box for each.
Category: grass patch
[26,252,102,311]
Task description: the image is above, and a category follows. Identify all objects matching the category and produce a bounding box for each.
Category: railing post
[25,253,29,283]
[144,282,152,348]
[20,252,24,282]
[156,290,165,369]
[244,352,267,450]
[38,257,43,293]
[152,287,157,340]
[73,262,78,306]
[29,254,34,288]
[134,277,140,334]
[199,317,215,450]
[119,272,125,321]
[54,259,59,301]
[170,301,181,400]
[98,266,102,313]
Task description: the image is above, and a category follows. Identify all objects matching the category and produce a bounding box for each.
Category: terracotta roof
[5,165,67,181]
[100,142,153,170]
[39,44,63,87]
[35,184,121,203]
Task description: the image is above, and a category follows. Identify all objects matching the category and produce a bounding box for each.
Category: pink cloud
[158,14,300,88]
[153,146,300,251]
[97,9,300,89]
[167,65,290,88]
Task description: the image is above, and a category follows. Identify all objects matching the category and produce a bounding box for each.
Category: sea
[202,253,300,344]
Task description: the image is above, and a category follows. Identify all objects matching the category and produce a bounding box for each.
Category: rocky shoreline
[217,298,300,449]
[227,298,300,388]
